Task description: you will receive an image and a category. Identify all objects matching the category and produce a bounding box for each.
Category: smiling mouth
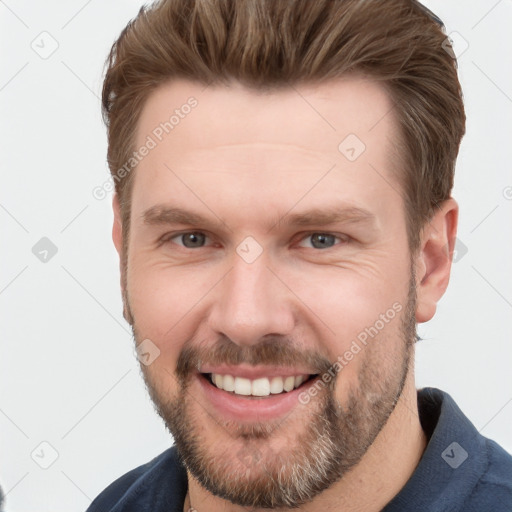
[200,372,319,399]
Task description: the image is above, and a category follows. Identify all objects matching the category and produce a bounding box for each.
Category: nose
[208,252,295,347]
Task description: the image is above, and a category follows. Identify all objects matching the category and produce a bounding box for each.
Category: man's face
[117,78,418,507]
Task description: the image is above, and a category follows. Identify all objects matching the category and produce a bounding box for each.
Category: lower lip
[196,373,319,422]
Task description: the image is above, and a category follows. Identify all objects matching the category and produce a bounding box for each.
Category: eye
[161,231,347,250]
[297,233,346,250]
[166,231,209,248]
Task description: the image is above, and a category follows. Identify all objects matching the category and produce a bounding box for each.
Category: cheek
[127,256,219,341]
[128,266,202,379]
[289,260,407,337]
[283,261,409,389]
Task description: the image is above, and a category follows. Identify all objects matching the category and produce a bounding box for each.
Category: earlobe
[415,198,458,323]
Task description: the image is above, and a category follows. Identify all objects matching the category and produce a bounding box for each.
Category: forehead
[136,76,396,153]
[131,77,402,224]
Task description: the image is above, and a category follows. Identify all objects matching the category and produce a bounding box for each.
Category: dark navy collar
[383,387,490,511]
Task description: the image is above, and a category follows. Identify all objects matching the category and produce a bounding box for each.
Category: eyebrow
[141,204,376,231]
[282,206,376,228]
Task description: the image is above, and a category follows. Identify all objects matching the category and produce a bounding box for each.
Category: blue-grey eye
[178,232,206,248]
[307,233,338,249]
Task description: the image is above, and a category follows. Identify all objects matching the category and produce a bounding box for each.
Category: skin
[112,77,458,511]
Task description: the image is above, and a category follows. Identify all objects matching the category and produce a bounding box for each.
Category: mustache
[175,335,334,381]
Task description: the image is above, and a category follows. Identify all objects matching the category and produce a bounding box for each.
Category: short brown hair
[102,0,465,252]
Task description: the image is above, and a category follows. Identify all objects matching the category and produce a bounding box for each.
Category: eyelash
[159,231,350,250]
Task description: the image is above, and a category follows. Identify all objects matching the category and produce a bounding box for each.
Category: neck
[186,373,426,512]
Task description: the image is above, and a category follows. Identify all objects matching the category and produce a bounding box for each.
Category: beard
[126,273,417,509]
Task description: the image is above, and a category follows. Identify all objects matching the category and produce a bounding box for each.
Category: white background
[1,1,511,510]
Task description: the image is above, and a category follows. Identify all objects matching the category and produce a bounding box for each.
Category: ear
[112,194,123,257]
[415,198,458,323]
[112,194,133,325]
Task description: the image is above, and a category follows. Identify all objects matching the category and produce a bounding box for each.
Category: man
[88,0,512,510]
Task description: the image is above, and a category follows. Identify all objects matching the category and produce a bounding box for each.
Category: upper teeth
[211,374,310,397]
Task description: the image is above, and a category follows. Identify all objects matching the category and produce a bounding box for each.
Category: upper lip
[198,364,318,380]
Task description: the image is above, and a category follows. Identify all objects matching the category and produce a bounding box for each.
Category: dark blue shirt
[87,388,512,511]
